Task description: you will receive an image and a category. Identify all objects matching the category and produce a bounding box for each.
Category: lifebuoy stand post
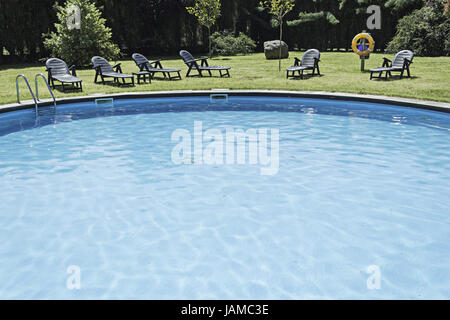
[360,55,369,71]
[359,37,368,71]
[352,31,375,72]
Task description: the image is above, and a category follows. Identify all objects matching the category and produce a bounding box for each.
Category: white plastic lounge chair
[46,58,82,91]
[179,50,231,78]
[286,49,321,79]
[370,50,414,80]
[92,56,135,86]
[132,53,182,81]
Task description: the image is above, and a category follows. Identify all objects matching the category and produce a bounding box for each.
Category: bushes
[211,31,257,56]
[43,0,120,67]
[386,1,449,56]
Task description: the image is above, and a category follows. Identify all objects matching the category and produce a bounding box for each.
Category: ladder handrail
[35,73,57,109]
[16,74,38,113]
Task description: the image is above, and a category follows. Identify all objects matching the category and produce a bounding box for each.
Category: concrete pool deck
[1,90,449,114]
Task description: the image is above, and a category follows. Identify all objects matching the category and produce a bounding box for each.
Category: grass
[1,52,449,105]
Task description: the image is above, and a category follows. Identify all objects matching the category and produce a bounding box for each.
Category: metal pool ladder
[35,73,57,109]
[16,74,57,115]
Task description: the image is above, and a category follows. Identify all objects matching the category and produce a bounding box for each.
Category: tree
[385,0,424,13]
[287,0,340,27]
[43,0,120,67]
[260,0,295,71]
[0,0,432,64]
[286,0,340,50]
[386,0,449,56]
[186,0,222,57]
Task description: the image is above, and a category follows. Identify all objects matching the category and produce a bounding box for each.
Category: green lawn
[1,52,449,105]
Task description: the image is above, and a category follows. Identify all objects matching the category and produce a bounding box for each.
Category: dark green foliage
[211,31,257,56]
[288,11,339,26]
[43,0,120,67]
[0,0,55,62]
[386,1,449,56]
[385,0,424,12]
[0,0,446,64]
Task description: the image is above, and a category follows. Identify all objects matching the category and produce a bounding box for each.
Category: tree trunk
[279,18,283,72]
[208,26,212,58]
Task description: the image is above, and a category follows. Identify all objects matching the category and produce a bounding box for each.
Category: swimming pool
[0,96,449,299]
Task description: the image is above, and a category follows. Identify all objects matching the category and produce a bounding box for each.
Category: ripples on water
[0,97,449,299]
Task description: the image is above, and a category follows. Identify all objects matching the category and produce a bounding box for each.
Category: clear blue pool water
[0,96,449,299]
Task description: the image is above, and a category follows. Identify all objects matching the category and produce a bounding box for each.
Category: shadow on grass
[150,76,183,82]
[93,81,136,88]
[370,76,419,81]
[51,85,83,94]
[186,75,232,79]
[288,74,325,80]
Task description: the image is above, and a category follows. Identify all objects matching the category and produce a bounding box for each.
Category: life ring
[352,33,375,56]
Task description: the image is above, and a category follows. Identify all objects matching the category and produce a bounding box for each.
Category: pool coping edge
[1,90,449,114]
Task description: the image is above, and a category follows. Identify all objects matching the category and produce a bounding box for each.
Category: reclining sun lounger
[179,50,231,78]
[286,49,321,79]
[46,58,82,92]
[92,56,135,86]
[132,53,182,81]
[370,50,414,80]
